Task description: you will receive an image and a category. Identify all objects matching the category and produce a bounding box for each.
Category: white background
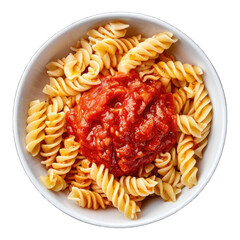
[1,0,239,239]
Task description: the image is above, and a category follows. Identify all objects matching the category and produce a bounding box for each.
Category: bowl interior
[13,13,226,227]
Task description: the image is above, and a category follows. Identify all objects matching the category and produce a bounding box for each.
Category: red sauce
[66,71,177,177]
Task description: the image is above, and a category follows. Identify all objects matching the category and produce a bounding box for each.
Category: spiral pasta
[87,21,129,44]
[97,52,122,69]
[155,152,182,188]
[43,77,84,97]
[137,163,155,178]
[138,68,161,83]
[26,100,47,156]
[93,35,141,56]
[154,61,203,83]
[65,155,85,185]
[90,181,112,206]
[46,96,64,114]
[71,38,92,52]
[118,32,178,73]
[46,58,65,77]
[64,41,92,80]
[177,114,207,138]
[154,177,181,202]
[26,21,213,220]
[50,136,80,175]
[40,168,67,192]
[119,176,157,197]
[194,123,211,158]
[69,160,92,191]
[40,112,65,167]
[182,99,195,115]
[90,163,140,219]
[68,187,107,209]
[177,133,198,188]
[194,83,213,125]
[173,88,188,114]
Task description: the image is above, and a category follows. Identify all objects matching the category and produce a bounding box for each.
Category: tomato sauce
[66,71,177,177]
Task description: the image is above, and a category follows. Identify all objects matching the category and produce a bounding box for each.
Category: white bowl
[13,12,227,228]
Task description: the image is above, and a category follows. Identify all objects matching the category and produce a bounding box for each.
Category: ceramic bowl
[13,12,227,228]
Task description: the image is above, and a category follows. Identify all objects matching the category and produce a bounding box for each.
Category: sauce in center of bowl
[66,71,177,177]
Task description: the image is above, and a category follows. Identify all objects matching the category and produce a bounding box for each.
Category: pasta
[155,152,182,188]
[25,21,212,220]
[119,176,157,197]
[50,136,80,175]
[154,61,203,83]
[194,83,213,125]
[26,100,47,156]
[68,187,108,209]
[87,21,129,44]
[177,114,207,138]
[177,133,198,188]
[40,111,65,167]
[40,168,67,192]
[154,177,181,202]
[173,88,188,114]
[90,163,140,219]
[118,32,177,73]
[46,59,65,77]
[92,35,141,56]
[68,159,92,191]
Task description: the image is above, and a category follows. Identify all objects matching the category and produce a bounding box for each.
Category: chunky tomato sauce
[66,71,177,177]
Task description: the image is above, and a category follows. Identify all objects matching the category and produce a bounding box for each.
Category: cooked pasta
[40,168,67,192]
[182,99,195,115]
[119,176,157,197]
[68,165,92,191]
[194,83,213,125]
[137,67,161,82]
[177,114,207,138]
[93,35,141,56]
[87,21,129,44]
[40,112,65,167]
[25,21,212,220]
[154,61,203,83]
[118,32,177,73]
[177,133,198,188]
[173,88,188,114]
[43,77,84,96]
[46,58,65,77]
[137,163,155,178]
[68,187,107,209]
[50,136,80,175]
[155,152,182,188]
[26,100,47,156]
[90,163,140,219]
[46,96,64,114]
[154,177,181,202]
[194,123,211,159]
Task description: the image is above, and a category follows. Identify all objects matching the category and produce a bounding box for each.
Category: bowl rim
[13,11,227,228]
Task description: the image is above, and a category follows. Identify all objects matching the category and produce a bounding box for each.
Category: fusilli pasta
[119,176,157,197]
[25,21,213,220]
[26,100,47,156]
[87,21,129,44]
[90,163,140,219]
[177,133,198,188]
[40,112,65,167]
[154,61,203,83]
[118,32,177,73]
[40,168,67,192]
[68,187,107,209]
[154,177,181,202]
